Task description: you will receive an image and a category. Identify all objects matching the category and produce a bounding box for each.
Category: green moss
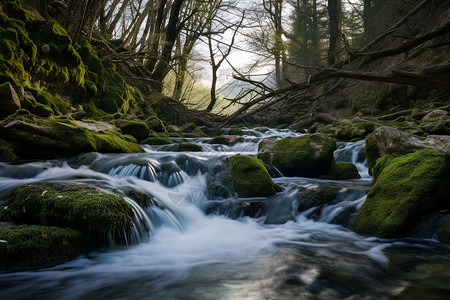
[257,135,337,177]
[28,87,68,115]
[145,116,165,133]
[192,127,207,137]
[33,102,53,117]
[298,186,337,211]
[4,182,134,238]
[83,102,106,118]
[0,224,93,271]
[350,149,450,238]
[41,119,144,155]
[115,120,150,141]
[141,136,171,145]
[229,154,280,197]
[322,162,361,180]
[180,123,197,133]
[375,84,416,111]
[371,154,398,182]
[335,122,376,141]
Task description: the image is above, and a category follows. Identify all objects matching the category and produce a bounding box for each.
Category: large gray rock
[365,126,450,173]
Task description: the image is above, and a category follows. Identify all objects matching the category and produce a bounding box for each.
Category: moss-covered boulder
[141,136,171,145]
[334,121,376,141]
[0,118,144,158]
[350,149,450,238]
[207,135,244,146]
[0,224,93,271]
[115,120,150,141]
[3,182,134,239]
[165,142,202,152]
[322,162,361,180]
[229,154,280,197]
[180,123,197,133]
[298,186,337,211]
[257,134,337,177]
[145,116,166,133]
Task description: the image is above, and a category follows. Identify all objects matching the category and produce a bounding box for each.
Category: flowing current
[0,129,449,299]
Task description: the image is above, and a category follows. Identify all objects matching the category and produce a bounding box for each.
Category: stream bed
[0,129,449,299]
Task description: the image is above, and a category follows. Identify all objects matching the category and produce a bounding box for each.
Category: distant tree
[327,0,342,65]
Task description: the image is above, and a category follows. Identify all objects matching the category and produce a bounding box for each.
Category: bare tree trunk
[150,0,184,92]
[327,0,341,66]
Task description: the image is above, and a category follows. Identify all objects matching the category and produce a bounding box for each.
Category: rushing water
[1,130,449,299]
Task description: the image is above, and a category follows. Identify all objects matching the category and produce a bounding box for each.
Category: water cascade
[1,129,449,299]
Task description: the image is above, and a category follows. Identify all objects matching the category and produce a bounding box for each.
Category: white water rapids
[0,129,449,299]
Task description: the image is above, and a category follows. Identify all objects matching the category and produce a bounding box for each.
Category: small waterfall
[334,140,370,178]
[108,163,157,182]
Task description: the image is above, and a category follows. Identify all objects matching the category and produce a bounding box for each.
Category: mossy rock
[350,149,450,238]
[141,136,171,145]
[257,134,337,177]
[145,116,166,133]
[180,123,197,133]
[0,118,143,158]
[298,186,337,211]
[192,127,207,137]
[322,162,361,180]
[166,142,202,152]
[335,122,375,141]
[371,154,398,183]
[208,135,244,146]
[229,154,280,198]
[166,125,181,134]
[33,102,53,117]
[0,224,94,271]
[438,219,450,244]
[3,182,134,239]
[115,120,150,141]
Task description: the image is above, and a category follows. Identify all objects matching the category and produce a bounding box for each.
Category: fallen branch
[216,65,449,130]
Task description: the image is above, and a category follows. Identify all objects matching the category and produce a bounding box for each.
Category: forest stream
[0,129,449,299]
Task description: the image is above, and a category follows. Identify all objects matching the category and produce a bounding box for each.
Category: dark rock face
[0,82,21,117]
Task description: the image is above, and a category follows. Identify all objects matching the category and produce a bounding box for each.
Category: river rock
[0,224,94,271]
[298,186,337,212]
[207,135,244,146]
[229,154,280,197]
[322,162,361,180]
[365,126,450,173]
[257,134,337,177]
[115,120,150,141]
[0,82,21,117]
[0,119,144,159]
[3,182,134,240]
[350,149,450,238]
